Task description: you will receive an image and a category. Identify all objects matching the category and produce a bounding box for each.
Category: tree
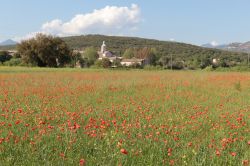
[71,51,82,67]
[101,58,111,68]
[123,48,135,59]
[83,47,98,66]
[158,56,170,68]
[94,58,111,68]
[17,34,71,67]
[135,47,157,65]
[0,51,12,63]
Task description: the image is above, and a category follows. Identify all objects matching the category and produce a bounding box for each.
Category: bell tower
[101,41,106,53]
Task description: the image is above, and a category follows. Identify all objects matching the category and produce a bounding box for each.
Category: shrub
[144,65,162,70]
[3,58,23,66]
[0,51,12,63]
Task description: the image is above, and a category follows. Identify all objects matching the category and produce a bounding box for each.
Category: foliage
[143,65,162,70]
[123,48,135,59]
[0,51,12,63]
[101,58,111,68]
[3,58,23,66]
[83,47,98,66]
[112,58,122,67]
[94,58,111,68]
[2,34,249,69]
[170,60,185,70]
[62,35,248,69]
[17,34,71,67]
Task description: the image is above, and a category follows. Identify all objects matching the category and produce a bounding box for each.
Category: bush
[93,58,111,68]
[144,65,162,70]
[0,51,12,63]
[167,61,185,70]
[203,65,215,71]
[3,58,23,66]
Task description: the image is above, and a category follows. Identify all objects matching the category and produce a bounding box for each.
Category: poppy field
[0,67,249,165]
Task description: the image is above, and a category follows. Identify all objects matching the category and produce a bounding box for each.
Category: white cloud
[210,41,219,46]
[41,4,141,36]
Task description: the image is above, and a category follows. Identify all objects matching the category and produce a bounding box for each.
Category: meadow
[0,67,249,165]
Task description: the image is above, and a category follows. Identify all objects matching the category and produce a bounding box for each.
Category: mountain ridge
[0,39,17,46]
[202,41,250,53]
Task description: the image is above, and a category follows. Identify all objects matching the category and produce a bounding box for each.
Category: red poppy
[231,152,236,156]
[120,148,128,155]
[79,159,85,166]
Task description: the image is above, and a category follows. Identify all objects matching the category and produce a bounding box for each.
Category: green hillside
[62,35,247,63]
[1,34,248,65]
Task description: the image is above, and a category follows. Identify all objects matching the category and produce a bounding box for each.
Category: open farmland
[0,67,249,165]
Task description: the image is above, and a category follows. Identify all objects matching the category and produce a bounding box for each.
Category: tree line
[0,34,249,69]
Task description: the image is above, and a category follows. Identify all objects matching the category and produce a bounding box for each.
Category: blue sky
[1,0,250,45]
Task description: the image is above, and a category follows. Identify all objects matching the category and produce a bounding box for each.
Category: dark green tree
[17,34,71,67]
[0,51,12,63]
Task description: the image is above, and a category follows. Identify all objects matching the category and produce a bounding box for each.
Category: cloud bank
[41,4,140,36]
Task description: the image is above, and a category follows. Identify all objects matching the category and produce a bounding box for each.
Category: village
[0,40,156,68]
[75,41,149,68]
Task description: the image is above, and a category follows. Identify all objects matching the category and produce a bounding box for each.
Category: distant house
[121,57,145,67]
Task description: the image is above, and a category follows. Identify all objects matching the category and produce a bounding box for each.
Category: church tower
[101,41,106,53]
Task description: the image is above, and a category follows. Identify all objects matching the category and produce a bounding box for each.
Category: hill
[62,35,247,63]
[1,35,248,64]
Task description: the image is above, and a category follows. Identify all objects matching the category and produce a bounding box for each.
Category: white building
[98,41,122,63]
[121,57,145,67]
[98,41,115,59]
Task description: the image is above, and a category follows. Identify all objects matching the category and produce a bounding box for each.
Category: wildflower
[168,148,172,156]
[242,160,249,165]
[216,150,220,156]
[18,109,22,113]
[48,125,54,129]
[169,160,175,165]
[60,153,65,158]
[188,142,192,147]
[231,152,236,156]
[0,138,4,144]
[15,120,21,125]
[79,159,85,166]
[120,148,128,155]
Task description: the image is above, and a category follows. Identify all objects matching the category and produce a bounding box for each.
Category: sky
[1,0,250,45]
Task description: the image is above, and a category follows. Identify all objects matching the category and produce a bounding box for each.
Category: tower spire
[101,41,106,53]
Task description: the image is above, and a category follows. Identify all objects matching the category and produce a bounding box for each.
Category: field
[0,67,249,165]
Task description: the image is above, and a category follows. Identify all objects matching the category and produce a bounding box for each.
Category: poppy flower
[120,148,128,155]
[79,159,85,166]
[231,152,236,156]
